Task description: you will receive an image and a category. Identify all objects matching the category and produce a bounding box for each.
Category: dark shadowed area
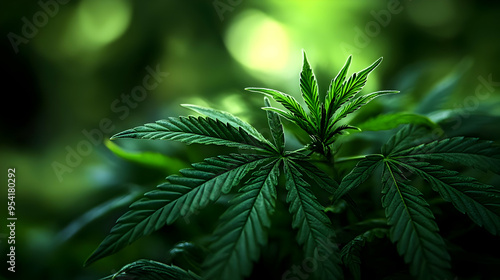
[1,1,499,279]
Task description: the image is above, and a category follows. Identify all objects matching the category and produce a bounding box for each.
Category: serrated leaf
[328,57,383,120]
[292,159,365,217]
[100,259,200,280]
[333,155,383,203]
[330,90,399,126]
[284,160,343,280]
[300,51,321,122]
[111,116,273,153]
[381,125,435,156]
[325,56,352,115]
[203,160,280,280]
[356,113,438,132]
[245,87,315,134]
[181,104,274,149]
[393,137,500,174]
[381,162,452,280]
[291,159,339,194]
[264,97,285,153]
[397,160,500,235]
[85,154,270,266]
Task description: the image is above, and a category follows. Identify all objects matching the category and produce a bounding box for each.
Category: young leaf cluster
[247,52,398,159]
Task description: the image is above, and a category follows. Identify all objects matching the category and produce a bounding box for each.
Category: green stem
[335,154,380,164]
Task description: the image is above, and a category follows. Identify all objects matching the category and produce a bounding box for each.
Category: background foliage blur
[1,0,500,279]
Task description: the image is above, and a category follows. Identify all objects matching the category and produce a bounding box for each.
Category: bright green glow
[58,0,132,56]
[225,10,291,74]
[77,0,132,48]
[221,94,245,116]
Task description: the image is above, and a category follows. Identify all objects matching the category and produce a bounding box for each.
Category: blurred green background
[1,0,500,279]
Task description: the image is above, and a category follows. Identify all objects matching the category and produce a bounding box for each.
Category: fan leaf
[85,154,271,266]
[381,161,452,280]
[203,160,280,280]
[381,125,435,156]
[283,160,343,280]
[291,159,339,194]
[333,155,383,203]
[111,116,274,153]
[398,160,500,235]
[181,103,275,149]
[393,136,500,174]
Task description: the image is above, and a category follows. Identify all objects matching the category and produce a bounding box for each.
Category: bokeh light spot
[225,10,291,74]
[77,0,132,48]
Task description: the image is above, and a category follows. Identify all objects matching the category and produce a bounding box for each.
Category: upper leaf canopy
[111,115,277,154]
[247,52,398,159]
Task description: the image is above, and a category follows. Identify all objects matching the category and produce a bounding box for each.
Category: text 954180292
[7,168,16,273]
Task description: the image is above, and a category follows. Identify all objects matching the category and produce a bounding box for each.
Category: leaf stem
[335,154,381,164]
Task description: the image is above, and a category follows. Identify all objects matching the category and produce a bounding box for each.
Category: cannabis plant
[85,52,500,280]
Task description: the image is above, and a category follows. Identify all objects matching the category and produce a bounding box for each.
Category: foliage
[85,52,500,280]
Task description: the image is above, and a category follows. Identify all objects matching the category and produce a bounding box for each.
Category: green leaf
[333,155,383,203]
[99,259,200,280]
[398,160,500,235]
[264,97,285,153]
[284,160,343,280]
[181,104,274,149]
[328,57,383,120]
[325,56,352,116]
[300,51,321,122]
[291,159,339,194]
[356,112,438,132]
[105,139,188,172]
[341,228,388,280]
[393,137,500,174]
[330,90,399,126]
[203,160,280,280]
[245,87,315,134]
[381,161,452,280]
[111,116,273,153]
[324,124,361,145]
[381,125,434,156]
[85,154,270,266]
